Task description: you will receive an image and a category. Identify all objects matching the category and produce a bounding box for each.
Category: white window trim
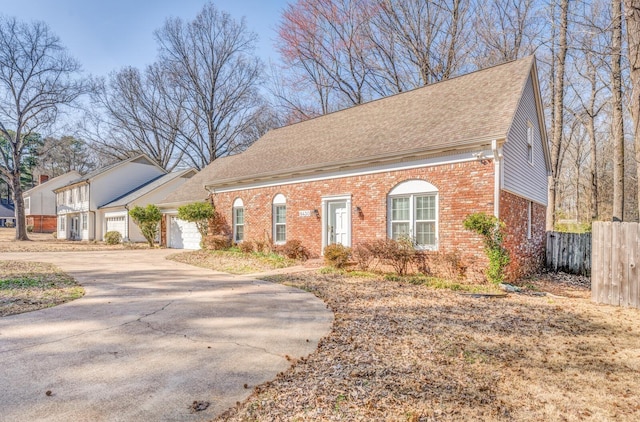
[388,180,439,250]
[273,194,287,245]
[232,198,244,243]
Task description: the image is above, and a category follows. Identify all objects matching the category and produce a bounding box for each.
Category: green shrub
[129,204,162,247]
[26,225,34,233]
[323,243,351,268]
[277,239,311,261]
[5,221,14,228]
[177,202,214,237]
[463,212,510,284]
[104,231,122,245]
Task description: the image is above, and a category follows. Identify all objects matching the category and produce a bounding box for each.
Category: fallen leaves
[216,271,640,421]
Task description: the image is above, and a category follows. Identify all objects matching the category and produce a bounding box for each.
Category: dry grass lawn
[0,260,84,316]
[0,227,148,252]
[168,249,298,274]
[216,271,640,422]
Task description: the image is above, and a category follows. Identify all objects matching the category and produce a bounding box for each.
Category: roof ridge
[269,56,535,134]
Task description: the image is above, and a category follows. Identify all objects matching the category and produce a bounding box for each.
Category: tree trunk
[625,0,640,217]
[10,170,29,241]
[612,0,625,221]
[547,0,569,231]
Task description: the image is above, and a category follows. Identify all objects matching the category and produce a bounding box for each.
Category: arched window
[388,180,438,249]
[233,198,244,242]
[273,194,286,244]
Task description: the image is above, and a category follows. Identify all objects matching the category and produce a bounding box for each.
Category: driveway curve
[0,249,332,421]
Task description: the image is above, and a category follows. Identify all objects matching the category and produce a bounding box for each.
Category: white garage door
[169,216,201,249]
[106,216,126,238]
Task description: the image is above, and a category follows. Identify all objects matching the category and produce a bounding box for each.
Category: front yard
[0,260,84,316]
[0,227,148,252]
[215,271,640,421]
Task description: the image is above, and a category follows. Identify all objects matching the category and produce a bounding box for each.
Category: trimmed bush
[323,243,351,268]
[104,231,122,245]
[129,204,162,247]
[276,239,311,261]
[26,225,34,233]
[202,234,231,250]
[5,221,14,228]
[177,202,214,237]
[352,243,375,271]
[239,241,254,254]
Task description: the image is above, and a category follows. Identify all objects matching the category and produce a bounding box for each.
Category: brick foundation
[26,215,57,233]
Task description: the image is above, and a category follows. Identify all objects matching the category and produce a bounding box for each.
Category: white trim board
[211,150,496,194]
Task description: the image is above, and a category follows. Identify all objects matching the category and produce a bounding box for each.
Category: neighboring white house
[156,156,234,249]
[22,171,80,233]
[99,168,197,242]
[54,155,166,241]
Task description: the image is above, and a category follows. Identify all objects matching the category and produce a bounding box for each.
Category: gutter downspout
[124,204,130,242]
[492,140,502,218]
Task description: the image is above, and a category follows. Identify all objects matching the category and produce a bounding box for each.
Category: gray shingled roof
[205,56,536,189]
[100,169,196,209]
[23,171,81,195]
[0,203,15,218]
[157,155,238,206]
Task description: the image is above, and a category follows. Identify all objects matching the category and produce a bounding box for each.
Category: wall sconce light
[472,152,488,165]
[355,206,363,217]
[313,209,320,218]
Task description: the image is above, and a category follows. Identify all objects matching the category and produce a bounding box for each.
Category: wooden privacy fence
[546,231,591,275]
[591,222,640,308]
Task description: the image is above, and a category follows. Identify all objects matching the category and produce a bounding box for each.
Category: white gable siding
[503,75,548,205]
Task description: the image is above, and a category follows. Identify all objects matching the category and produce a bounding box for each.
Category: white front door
[328,201,349,246]
[70,216,80,240]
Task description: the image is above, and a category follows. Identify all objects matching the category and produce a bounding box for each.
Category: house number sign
[298,210,312,217]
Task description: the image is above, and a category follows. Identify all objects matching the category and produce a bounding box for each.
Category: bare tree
[0,17,86,240]
[612,0,625,221]
[373,0,471,86]
[90,64,187,171]
[155,2,264,168]
[625,0,640,216]
[547,0,569,231]
[35,136,96,176]
[471,0,544,67]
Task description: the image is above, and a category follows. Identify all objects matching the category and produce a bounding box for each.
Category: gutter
[205,136,504,190]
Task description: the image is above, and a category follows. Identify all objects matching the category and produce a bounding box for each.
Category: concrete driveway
[0,249,332,421]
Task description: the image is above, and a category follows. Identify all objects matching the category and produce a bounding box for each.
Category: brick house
[22,172,80,233]
[193,57,549,279]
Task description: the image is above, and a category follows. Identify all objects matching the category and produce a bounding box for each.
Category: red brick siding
[211,160,495,263]
[26,215,57,233]
[500,190,546,280]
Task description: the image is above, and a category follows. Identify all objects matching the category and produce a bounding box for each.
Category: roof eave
[206,136,504,191]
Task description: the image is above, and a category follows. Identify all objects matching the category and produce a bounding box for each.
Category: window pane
[416,195,435,221]
[275,225,286,243]
[391,197,409,221]
[415,222,435,246]
[235,208,244,225]
[235,225,244,242]
[391,222,410,240]
[275,205,286,224]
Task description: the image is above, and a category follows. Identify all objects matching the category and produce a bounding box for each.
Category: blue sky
[0,0,289,76]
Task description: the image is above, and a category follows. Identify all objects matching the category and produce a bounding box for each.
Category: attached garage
[169,216,201,249]
[105,216,126,238]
